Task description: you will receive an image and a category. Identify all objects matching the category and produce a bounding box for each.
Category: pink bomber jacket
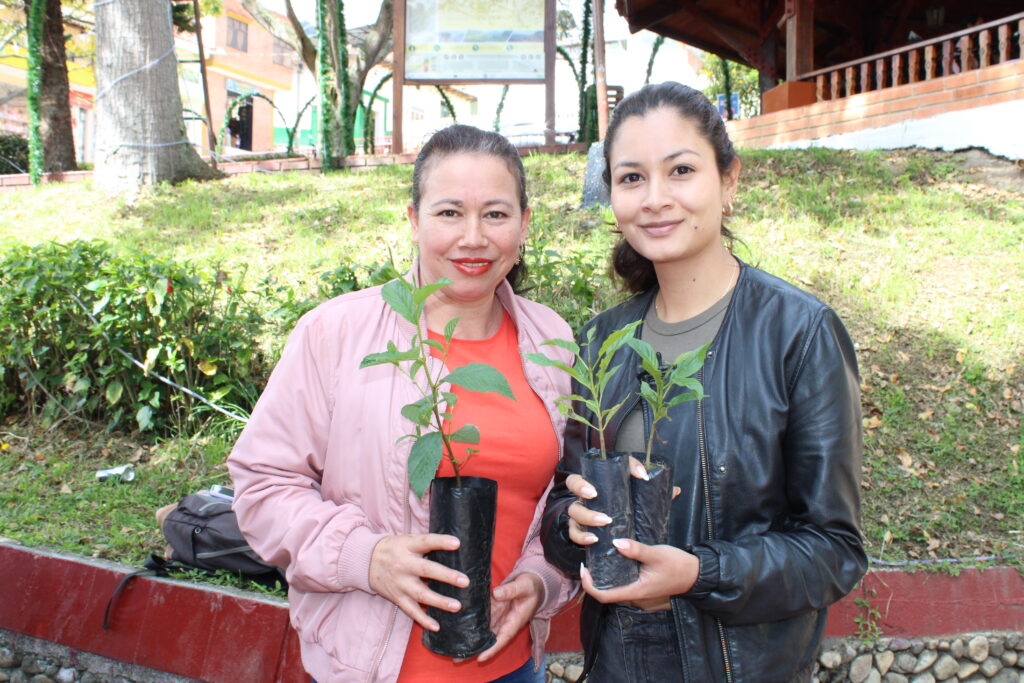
[227,274,578,682]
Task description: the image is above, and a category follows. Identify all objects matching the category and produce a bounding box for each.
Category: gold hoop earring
[723,201,734,217]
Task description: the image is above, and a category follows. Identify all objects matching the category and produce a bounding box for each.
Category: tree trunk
[244,0,393,160]
[93,0,220,195]
[39,0,77,172]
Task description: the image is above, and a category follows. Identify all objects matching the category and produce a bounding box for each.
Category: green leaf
[444,363,515,400]
[423,339,445,354]
[83,279,106,292]
[597,320,641,360]
[400,396,434,427]
[670,344,709,381]
[626,337,659,370]
[92,294,110,315]
[360,348,419,368]
[151,278,167,307]
[72,377,91,394]
[380,279,417,324]
[665,390,702,409]
[136,405,154,431]
[443,317,459,343]
[408,431,444,498]
[449,424,480,444]
[524,351,557,367]
[525,353,580,382]
[638,382,658,403]
[105,381,123,405]
[541,337,579,354]
[668,378,705,403]
[412,278,452,306]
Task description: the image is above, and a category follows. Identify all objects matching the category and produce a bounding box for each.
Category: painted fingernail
[584,533,599,544]
[612,538,629,550]
[456,575,469,587]
[448,600,461,611]
[633,465,650,481]
[581,485,597,498]
[593,513,613,525]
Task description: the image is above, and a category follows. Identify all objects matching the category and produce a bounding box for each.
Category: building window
[227,17,248,51]
[272,38,289,65]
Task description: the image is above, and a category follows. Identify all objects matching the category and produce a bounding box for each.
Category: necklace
[655,262,738,321]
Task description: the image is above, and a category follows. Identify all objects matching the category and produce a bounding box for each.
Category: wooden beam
[785,0,813,80]
[759,32,778,92]
[392,0,405,155]
[626,1,682,33]
[667,1,763,68]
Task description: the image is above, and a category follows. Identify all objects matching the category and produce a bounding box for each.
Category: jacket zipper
[697,362,733,683]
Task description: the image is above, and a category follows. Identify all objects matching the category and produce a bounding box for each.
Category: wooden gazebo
[614,1,1023,113]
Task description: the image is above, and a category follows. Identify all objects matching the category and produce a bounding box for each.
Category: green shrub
[524,237,615,331]
[0,135,29,175]
[0,240,270,434]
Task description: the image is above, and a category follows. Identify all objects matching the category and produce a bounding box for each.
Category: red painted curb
[0,542,305,682]
[2,541,1022,678]
[542,565,1024,651]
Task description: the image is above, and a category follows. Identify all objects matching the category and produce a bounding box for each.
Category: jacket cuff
[336,524,388,594]
[547,507,585,574]
[684,544,719,599]
[507,556,571,618]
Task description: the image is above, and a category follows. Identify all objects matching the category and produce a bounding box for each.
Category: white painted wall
[769,99,1024,160]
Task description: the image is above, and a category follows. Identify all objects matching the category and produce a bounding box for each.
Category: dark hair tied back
[603,82,739,294]
[412,124,529,290]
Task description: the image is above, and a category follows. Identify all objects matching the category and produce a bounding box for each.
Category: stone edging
[542,634,1024,683]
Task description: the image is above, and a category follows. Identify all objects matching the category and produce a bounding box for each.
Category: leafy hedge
[0,237,602,437]
[0,135,29,175]
[0,241,274,433]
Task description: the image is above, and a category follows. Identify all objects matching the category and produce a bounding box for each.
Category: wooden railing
[798,12,1024,102]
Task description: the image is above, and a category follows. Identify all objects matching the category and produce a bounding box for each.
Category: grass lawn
[0,147,1021,587]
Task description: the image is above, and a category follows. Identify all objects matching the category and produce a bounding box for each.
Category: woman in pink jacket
[228,125,578,683]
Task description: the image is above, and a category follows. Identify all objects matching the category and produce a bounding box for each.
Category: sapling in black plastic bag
[360,276,514,658]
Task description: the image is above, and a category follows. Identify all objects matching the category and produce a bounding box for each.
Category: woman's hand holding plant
[476,573,545,662]
[368,533,470,631]
[564,457,652,546]
[579,539,699,606]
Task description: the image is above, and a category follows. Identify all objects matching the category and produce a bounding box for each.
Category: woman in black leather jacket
[540,82,867,682]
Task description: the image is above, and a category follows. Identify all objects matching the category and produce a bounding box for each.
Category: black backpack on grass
[103,489,286,630]
[162,490,281,579]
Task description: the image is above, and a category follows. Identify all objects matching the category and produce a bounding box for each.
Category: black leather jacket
[541,262,868,682]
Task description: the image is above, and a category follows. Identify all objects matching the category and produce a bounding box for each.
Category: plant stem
[644,429,656,468]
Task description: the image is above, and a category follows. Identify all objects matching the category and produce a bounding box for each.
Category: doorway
[227,90,253,151]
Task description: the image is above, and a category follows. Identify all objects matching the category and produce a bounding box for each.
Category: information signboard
[404,0,545,81]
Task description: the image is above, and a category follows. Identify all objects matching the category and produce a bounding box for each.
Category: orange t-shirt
[397,312,559,682]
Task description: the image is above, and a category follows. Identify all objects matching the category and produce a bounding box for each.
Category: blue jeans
[588,605,682,683]
[492,655,547,683]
